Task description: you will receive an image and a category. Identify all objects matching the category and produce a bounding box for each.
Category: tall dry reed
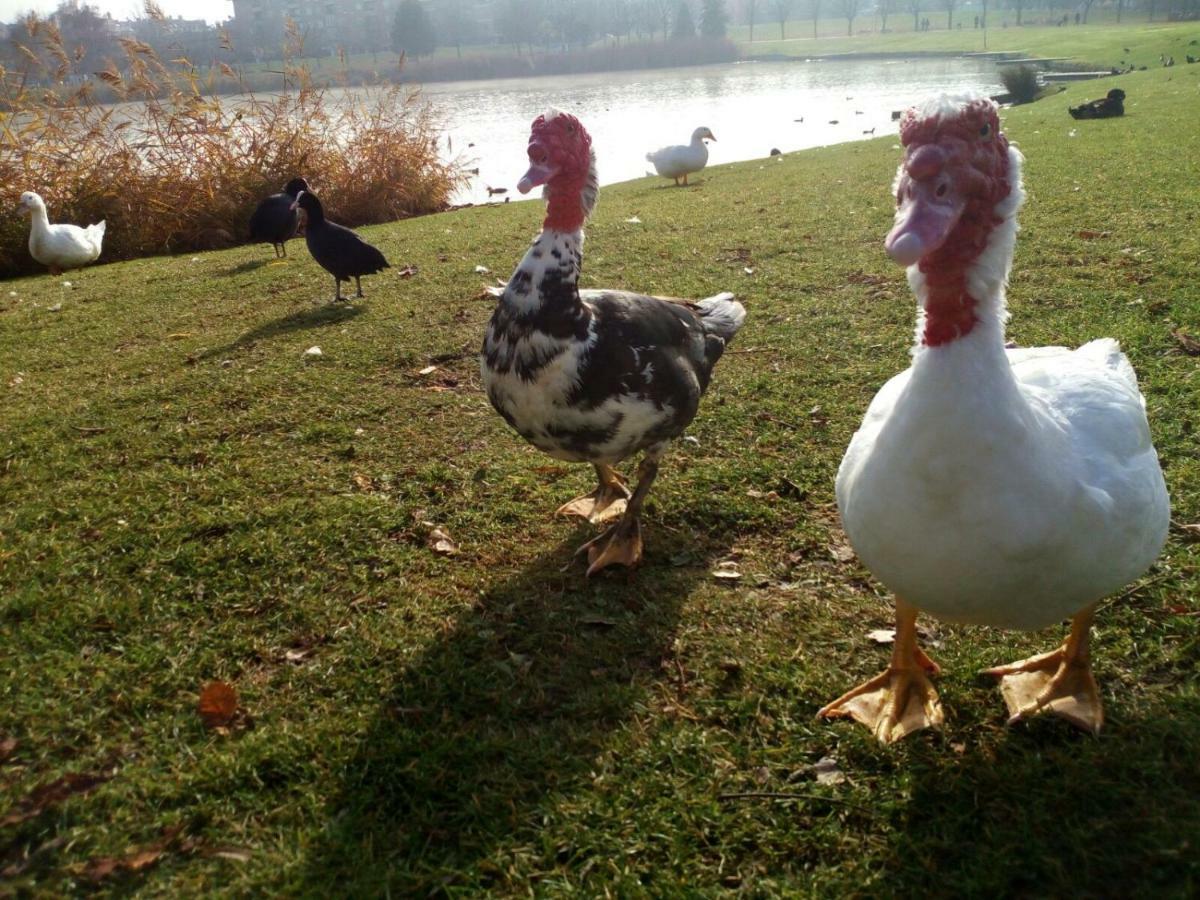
[0,7,464,277]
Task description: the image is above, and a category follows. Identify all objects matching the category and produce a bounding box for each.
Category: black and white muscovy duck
[291,190,390,302]
[481,110,746,575]
[249,177,309,258]
[818,95,1169,743]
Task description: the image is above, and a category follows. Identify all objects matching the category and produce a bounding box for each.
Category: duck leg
[355,276,365,298]
[577,449,662,576]
[332,275,346,303]
[682,173,689,186]
[983,604,1102,735]
[556,463,630,523]
[817,598,944,744]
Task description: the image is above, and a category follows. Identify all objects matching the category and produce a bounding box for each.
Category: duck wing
[249,193,298,243]
[306,221,390,278]
[573,289,744,416]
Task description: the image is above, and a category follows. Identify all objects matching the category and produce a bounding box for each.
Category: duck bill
[884,188,965,267]
[517,162,557,195]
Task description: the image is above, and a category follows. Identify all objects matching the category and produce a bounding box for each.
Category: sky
[0,0,234,25]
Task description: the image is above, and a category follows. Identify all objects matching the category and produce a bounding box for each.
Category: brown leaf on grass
[829,542,856,563]
[352,472,377,493]
[428,527,459,556]
[0,736,17,762]
[80,824,184,882]
[197,681,238,729]
[1177,522,1200,538]
[396,264,418,278]
[1076,230,1112,239]
[813,756,847,785]
[1172,329,1200,356]
[1,770,114,826]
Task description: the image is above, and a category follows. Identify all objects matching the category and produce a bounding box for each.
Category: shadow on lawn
[883,691,1200,894]
[298,526,716,894]
[199,304,363,360]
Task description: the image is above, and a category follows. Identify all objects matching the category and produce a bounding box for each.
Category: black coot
[248,177,309,257]
[293,191,390,301]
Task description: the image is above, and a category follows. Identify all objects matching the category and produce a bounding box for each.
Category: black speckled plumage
[294,191,390,301]
[248,177,308,257]
[480,110,744,575]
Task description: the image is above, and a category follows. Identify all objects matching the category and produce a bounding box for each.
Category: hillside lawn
[741,18,1200,71]
[1,59,1198,896]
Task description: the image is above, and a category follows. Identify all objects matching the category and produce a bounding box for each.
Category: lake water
[421,57,1003,206]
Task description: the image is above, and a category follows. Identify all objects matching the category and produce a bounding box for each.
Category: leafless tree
[810,0,821,37]
[840,0,859,34]
[770,0,792,39]
[745,0,759,42]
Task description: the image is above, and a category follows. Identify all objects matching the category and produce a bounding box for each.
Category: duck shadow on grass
[878,689,1200,894]
[217,258,275,277]
[198,303,363,360]
[296,523,721,895]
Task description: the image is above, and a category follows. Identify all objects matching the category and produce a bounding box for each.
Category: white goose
[646,126,716,186]
[20,192,105,275]
[820,95,1169,743]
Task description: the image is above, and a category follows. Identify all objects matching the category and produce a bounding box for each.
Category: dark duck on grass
[292,190,390,302]
[1069,88,1126,120]
[481,110,746,576]
[248,177,308,258]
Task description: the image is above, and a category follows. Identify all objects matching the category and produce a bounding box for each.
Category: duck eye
[979,123,992,139]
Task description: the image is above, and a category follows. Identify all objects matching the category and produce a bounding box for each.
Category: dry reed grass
[0,7,464,277]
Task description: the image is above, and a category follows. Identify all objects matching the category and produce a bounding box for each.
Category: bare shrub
[999,64,1041,105]
[0,12,463,277]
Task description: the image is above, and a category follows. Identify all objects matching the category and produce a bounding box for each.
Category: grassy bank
[742,19,1200,71]
[1,64,1198,896]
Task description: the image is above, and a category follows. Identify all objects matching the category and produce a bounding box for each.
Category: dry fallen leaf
[813,756,847,785]
[867,628,896,645]
[829,543,856,563]
[418,365,438,376]
[80,824,184,882]
[428,527,459,556]
[197,681,238,729]
[1076,230,1112,240]
[1172,329,1200,356]
[1,770,114,827]
[0,736,17,762]
[397,264,418,278]
[474,264,490,274]
[712,562,742,581]
[304,346,322,358]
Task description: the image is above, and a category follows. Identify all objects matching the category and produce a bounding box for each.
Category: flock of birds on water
[16,93,1172,745]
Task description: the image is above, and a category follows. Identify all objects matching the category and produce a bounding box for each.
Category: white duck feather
[823,94,1168,742]
[646,127,715,184]
[21,191,105,273]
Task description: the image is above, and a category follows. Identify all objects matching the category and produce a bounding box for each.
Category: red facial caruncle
[517,110,593,197]
[884,98,1013,346]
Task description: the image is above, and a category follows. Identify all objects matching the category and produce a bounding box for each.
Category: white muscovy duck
[646,126,716,187]
[819,94,1169,743]
[482,110,745,575]
[20,191,105,275]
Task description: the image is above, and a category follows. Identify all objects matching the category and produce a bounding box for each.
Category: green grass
[2,64,1199,896]
[741,19,1200,71]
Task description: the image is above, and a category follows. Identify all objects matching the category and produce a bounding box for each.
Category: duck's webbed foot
[575,451,661,576]
[983,606,1102,735]
[556,463,630,524]
[818,599,943,744]
[578,516,643,576]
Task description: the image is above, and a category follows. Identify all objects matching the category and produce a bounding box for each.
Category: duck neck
[503,225,584,318]
[912,196,1017,352]
[29,203,50,234]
